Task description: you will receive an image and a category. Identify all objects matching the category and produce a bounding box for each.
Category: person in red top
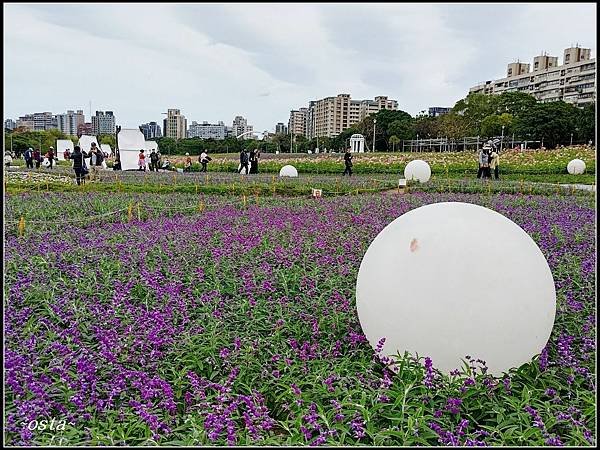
[33,149,41,169]
[46,147,55,169]
[138,149,146,171]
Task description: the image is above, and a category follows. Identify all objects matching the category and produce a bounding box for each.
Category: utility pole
[372,119,377,152]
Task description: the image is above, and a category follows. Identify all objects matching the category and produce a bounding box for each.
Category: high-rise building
[275,122,288,134]
[299,94,398,138]
[77,122,94,137]
[4,119,16,131]
[16,112,57,131]
[57,110,85,136]
[428,107,451,117]
[163,109,187,139]
[232,116,254,139]
[139,121,162,140]
[188,121,226,139]
[91,111,116,135]
[469,45,596,107]
[288,108,307,136]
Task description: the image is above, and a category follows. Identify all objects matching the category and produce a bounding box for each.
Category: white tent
[117,129,147,170]
[100,144,112,156]
[56,140,74,161]
[145,140,159,153]
[78,135,99,153]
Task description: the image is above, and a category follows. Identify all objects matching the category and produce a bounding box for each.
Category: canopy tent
[56,140,74,161]
[117,128,147,170]
[78,135,99,154]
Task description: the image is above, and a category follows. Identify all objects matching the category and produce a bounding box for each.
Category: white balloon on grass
[356,202,556,376]
[279,165,298,177]
[567,159,586,175]
[404,159,431,183]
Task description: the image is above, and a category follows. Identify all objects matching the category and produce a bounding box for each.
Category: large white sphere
[404,160,431,183]
[279,165,298,177]
[356,202,556,376]
[567,159,586,175]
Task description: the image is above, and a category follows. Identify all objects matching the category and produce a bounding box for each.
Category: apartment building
[232,116,254,139]
[77,122,93,137]
[57,110,85,136]
[293,94,398,139]
[275,122,288,134]
[163,109,187,139]
[188,121,226,139]
[92,111,116,135]
[428,107,451,117]
[4,119,16,131]
[469,46,596,106]
[139,121,162,140]
[16,112,57,131]
[288,108,308,136]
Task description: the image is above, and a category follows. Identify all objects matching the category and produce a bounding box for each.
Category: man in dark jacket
[69,146,88,185]
[33,149,41,169]
[149,149,159,172]
[343,148,353,176]
[238,149,249,174]
[24,147,34,169]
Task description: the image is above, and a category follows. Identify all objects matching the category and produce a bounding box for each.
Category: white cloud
[3,3,596,131]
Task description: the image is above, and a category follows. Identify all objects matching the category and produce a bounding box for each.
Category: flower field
[3,190,596,446]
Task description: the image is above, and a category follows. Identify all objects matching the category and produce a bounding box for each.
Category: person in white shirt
[199,151,211,172]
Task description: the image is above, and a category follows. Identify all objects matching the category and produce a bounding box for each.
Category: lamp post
[416,134,419,153]
[570,133,573,146]
[500,125,505,152]
[372,119,377,152]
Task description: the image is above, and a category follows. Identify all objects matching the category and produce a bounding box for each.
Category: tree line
[4,92,595,155]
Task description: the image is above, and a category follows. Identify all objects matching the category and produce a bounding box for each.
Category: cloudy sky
[3,3,596,132]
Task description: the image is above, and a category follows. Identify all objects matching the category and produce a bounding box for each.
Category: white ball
[567,159,586,175]
[279,165,298,177]
[356,202,556,376]
[404,159,431,183]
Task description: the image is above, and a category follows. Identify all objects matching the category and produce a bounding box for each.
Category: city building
[428,107,451,117]
[275,122,288,134]
[187,121,226,139]
[469,45,596,106]
[4,119,16,131]
[288,108,307,136]
[16,112,57,131]
[139,121,162,140]
[57,110,85,136]
[91,111,116,135]
[297,94,398,139]
[232,116,254,139]
[77,122,93,137]
[163,109,187,140]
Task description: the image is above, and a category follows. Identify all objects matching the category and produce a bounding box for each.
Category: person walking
[46,147,55,169]
[69,145,88,185]
[343,148,353,176]
[489,148,500,180]
[255,148,261,173]
[24,147,34,169]
[238,149,249,174]
[33,148,41,169]
[149,149,159,172]
[199,150,210,172]
[138,149,147,171]
[89,143,103,180]
[249,148,257,174]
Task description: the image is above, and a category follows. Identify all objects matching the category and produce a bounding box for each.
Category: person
[238,149,249,174]
[138,149,146,171]
[161,157,171,171]
[149,149,160,172]
[63,147,71,160]
[477,147,487,179]
[24,147,34,169]
[33,148,41,169]
[184,153,192,172]
[89,143,103,180]
[249,148,257,174]
[4,152,13,167]
[489,148,500,180]
[45,147,55,169]
[69,145,88,185]
[255,148,261,173]
[199,150,210,172]
[343,148,353,176]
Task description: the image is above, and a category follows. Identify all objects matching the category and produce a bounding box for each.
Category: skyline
[4,3,596,132]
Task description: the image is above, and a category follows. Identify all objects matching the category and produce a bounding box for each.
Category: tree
[436,113,471,139]
[412,114,439,139]
[513,101,577,148]
[575,102,595,144]
[480,113,513,138]
[495,92,537,118]
[452,93,499,135]
[389,135,401,152]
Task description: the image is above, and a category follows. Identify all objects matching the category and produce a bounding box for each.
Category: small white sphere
[279,165,298,177]
[567,159,586,175]
[404,159,431,183]
[356,202,556,376]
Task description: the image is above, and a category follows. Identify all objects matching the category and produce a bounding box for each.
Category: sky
[3,3,596,132]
